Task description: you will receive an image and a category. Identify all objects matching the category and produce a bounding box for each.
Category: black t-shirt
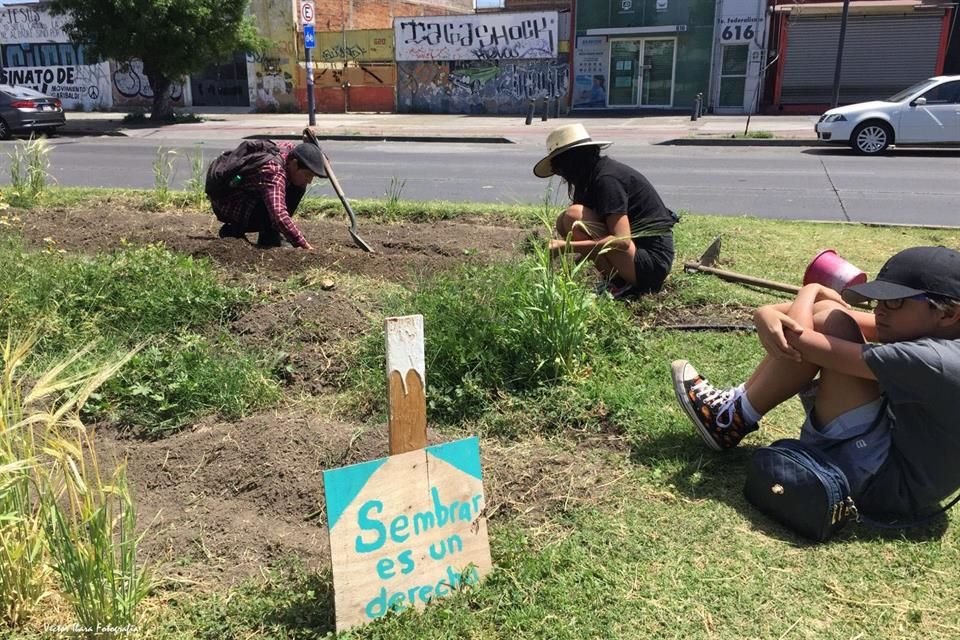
[572,156,676,240]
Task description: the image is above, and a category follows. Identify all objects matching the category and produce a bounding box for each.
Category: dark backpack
[205,140,283,200]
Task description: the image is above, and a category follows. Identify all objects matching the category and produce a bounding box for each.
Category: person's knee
[815,308,865,343]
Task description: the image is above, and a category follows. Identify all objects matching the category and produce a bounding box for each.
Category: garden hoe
[303,128,374,253]
[684,236,801,295]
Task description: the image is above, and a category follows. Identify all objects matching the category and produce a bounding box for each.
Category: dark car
[0,84,66,139]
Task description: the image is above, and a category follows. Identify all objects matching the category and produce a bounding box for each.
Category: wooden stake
[384,315,427,455]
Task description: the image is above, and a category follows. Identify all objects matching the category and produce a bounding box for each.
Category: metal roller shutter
[781,14,944,104]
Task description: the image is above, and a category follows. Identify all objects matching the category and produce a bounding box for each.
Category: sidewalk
[59,110,822,146]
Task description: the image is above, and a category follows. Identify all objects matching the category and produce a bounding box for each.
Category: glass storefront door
[641,39,675,106]
[608,38,675,107]
[609,41,640,106]
[718,45,749,109]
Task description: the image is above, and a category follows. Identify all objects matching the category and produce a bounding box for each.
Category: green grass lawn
[4,189,960,639]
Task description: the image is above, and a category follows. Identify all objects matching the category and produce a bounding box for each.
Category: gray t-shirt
[860,337,960,517]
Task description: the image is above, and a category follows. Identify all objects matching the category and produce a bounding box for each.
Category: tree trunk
[144,64,175,121]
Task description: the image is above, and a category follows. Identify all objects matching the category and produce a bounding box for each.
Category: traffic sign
[300,1,315,27]
[304,24,316,49]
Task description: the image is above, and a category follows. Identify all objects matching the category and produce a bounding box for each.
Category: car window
[886,79,938,102]
[0,84,46,99]
[920,81,960,104]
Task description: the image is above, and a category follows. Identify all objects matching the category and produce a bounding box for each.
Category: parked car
[815,75,960,155]
[0,84,66,139]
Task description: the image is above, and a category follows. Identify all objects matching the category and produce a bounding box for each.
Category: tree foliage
[48,0,267,119]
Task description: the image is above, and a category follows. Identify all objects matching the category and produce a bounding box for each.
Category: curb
[659,137,826,147]
[261,132,513,144]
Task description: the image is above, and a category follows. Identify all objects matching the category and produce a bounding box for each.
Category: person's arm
[549,212,632,259]
[754,285,855,361]
[260,166,310,248]
[785,330,876,380]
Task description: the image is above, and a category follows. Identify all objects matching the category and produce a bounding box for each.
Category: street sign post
[300,0,316,125]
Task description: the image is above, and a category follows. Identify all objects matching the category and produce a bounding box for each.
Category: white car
[815,75,960,155]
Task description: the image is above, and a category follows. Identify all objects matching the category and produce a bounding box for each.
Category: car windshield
[885,79,939,102]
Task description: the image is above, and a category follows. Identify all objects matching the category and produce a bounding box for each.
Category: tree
[48,0,267,120]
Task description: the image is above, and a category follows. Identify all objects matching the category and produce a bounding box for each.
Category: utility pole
[830,0,851,108]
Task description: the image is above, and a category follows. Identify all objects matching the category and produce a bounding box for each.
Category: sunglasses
[870,294,929,311]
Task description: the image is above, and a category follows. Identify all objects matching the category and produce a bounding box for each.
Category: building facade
[571,0,719,112]
[764,0,955,113]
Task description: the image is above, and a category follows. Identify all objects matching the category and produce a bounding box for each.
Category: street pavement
[58,109,822,146]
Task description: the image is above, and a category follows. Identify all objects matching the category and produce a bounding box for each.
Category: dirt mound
[18,207,527,283]
[94,412,623,589]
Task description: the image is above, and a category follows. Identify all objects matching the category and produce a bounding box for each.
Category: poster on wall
[572,36,608,108]
[395,11,558,62]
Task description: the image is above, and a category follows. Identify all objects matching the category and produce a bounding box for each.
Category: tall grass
[348,227,621,424]
[7,135,51,208]
[0,335,151,630]
[383,175,407,219]
[181,145,206,208]
[0,337,51,626]
[150,146,177,207]
[516,219,597,381]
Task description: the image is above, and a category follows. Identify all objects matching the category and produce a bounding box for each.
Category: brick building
[313,0,473,30]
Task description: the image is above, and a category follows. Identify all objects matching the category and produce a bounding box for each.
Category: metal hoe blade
[303,128,374,253]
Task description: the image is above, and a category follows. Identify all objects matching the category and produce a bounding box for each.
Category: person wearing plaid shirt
[212,141,326,249]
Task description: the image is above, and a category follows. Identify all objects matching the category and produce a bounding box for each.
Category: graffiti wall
[247,0,299,112]
[397,57,568,114]
[394,11,565,114]
[0,5,111,110]
[110,59,186,109]
[395,12,558,61]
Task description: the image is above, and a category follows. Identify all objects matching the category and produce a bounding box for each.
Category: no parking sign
[299,0,314,30]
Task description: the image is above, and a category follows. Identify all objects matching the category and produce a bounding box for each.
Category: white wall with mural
[0,4,112,110]
[710,0,768,114]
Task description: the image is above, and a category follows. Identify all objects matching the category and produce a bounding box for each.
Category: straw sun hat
[533,123,612,178]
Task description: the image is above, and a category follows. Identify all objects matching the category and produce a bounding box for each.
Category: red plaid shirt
[210,141,308,247]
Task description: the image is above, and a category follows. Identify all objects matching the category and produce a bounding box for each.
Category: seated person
[671,246,960,520]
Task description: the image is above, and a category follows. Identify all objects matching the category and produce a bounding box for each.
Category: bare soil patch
[18,206,526,283]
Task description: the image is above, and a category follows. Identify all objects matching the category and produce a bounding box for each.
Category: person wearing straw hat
[671,246,960,521]
[534,123,678,299]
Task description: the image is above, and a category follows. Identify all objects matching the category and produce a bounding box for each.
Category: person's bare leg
[745,305,879,420]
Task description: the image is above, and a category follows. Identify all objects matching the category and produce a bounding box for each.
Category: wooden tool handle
[684,262,801,294]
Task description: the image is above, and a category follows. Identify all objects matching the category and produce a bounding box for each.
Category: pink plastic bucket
[802,249,868,292]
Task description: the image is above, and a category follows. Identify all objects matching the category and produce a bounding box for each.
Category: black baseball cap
[842,246,960,304]
[291,143,327,178]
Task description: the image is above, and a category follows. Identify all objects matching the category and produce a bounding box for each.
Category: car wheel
[851,121,892,155]
[0,118,10,140]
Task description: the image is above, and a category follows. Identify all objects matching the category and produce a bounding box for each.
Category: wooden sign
[323,436,492,631]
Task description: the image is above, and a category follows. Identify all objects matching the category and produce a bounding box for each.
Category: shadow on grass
[264,569,337,636]
[630,430,949,546]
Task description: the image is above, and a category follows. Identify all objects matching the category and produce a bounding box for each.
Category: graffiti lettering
[112,60,183,101]
[0,7,70,41]
[2,42,87,68]
[396,12,557,61]
[318,44,367,63]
